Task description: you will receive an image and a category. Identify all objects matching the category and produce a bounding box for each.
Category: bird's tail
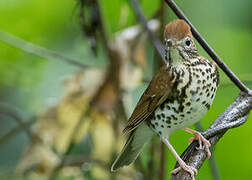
[111,123,154,171]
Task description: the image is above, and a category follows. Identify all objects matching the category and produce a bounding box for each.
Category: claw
[171,164,198,180]
[185,128,211,158]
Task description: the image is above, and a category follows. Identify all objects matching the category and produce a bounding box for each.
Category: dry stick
[164,0,249,93]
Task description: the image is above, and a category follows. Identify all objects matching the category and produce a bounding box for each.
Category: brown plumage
[112,65,175,172]
[123,65,174,133]
[123,20,193,134]
[164,19,192,39]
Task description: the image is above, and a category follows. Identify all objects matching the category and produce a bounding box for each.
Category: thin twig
[164,0,249,93]
[0,103,34,138]
[0,30,95,69]
[0,117,36,146]
[128,0,166,62]
[0,103,41,146]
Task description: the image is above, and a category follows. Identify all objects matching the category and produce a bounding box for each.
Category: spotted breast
[149,57,219,138]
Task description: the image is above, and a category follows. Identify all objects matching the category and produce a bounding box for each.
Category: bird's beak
[165,38,174,48]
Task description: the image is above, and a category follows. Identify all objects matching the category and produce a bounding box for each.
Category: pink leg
[184,128,211,158]
[161,137,197,179]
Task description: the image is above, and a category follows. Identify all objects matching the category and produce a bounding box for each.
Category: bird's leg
[161,137,197,179]
[184,128,211,158]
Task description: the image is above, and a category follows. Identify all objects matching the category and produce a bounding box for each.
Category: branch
[128,0,166,62]
[164,0,249,93]
[0,103,39,145]
[171,92,251,179]
[0,30,95,69]
[0,117,36,146]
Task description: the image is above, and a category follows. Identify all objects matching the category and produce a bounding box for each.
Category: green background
[0,0,251,179]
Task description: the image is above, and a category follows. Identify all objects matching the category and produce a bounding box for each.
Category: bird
[111,19,219,179]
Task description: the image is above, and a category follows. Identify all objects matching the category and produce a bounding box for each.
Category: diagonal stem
[0,30,93,69]
[128,0,166,63]
[0,103,40,143]
[164,0,249,93]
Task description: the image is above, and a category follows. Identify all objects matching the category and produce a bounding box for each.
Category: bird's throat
[168,47,184,67]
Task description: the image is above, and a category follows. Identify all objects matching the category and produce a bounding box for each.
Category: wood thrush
[111,19,219,179]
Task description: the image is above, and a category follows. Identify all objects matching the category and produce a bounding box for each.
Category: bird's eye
[185,39,191,47]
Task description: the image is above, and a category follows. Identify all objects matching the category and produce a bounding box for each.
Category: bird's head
[164,19,199,66]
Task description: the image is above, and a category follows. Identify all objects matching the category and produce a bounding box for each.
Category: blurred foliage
[0,0,251,180]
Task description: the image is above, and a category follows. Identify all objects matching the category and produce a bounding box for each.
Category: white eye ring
[184,37,191,47]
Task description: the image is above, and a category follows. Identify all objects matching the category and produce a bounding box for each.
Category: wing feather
[123,65,174,133]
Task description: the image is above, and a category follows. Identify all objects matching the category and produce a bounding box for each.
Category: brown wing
[123,65,175,134]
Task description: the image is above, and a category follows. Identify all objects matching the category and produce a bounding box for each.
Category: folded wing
[123,65,174,133]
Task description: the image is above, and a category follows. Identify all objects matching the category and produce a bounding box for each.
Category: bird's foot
[162,137,197,179]
[171,162,197,180]
[186,128,211,158]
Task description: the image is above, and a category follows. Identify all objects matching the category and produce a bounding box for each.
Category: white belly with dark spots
[149,62,218,138]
